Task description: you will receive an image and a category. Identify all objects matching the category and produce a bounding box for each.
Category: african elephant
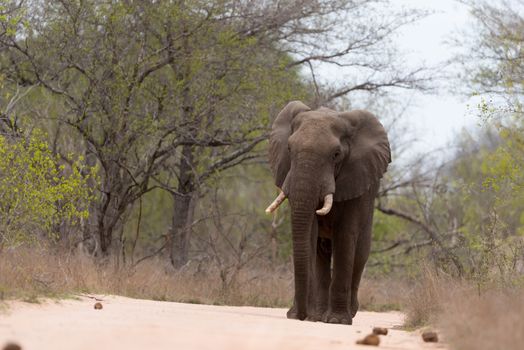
[265,101,390,325]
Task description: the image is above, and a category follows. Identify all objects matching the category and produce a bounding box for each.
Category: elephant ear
[335,110,391,201]
[269,101,311,189]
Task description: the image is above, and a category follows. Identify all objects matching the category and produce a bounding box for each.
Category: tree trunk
[169,143,196,268]
[96,161,126,256]
[169,12,197,268]
[81,150,100,255]
[170,191,195,268]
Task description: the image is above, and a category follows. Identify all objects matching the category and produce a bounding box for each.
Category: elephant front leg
[323,231,357,325]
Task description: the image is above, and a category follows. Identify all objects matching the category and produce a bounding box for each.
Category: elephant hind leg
[323,216,357,325]
[286,304,298,319]
[308,237,331,321]
[350,246,368,318]
[350,189,375,318]
[350,230,371,317]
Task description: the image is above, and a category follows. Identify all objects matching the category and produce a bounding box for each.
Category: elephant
[265,101,391,325]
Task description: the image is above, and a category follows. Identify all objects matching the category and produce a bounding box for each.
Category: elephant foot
[286,306,297,319]
[286,306,307,321]
[322,310,352,325]
[350,298,359,318]
[306,313,323,322]
[306,305,328,322]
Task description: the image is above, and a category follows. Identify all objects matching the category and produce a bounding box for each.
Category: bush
[0,131,95,247]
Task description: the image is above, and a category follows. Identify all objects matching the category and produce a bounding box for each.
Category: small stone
[356,334,380,346]
[94,302,103,310]
[3,343,22,350]
[372,327,388,335]
[421,331,438,343]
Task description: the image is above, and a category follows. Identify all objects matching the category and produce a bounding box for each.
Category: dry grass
[403,268,454,328]
[402,266,524,350]
[0,246,407,313]
[439,288,524,350]
[0,247,293,307]
[359,277,408,312]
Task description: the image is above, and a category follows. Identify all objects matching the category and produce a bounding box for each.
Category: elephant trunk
[288,156,322,320]
[289,200,315,320]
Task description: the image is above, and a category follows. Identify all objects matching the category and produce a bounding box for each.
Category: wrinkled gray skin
[268,101,391,325]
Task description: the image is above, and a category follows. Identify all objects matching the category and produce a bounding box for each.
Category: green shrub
[0,130,95,247]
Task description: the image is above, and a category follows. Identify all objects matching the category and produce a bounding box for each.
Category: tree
[155,0,432,267]
[0,130,94,249]
[0,0,304,260]
[368,0,524,279]
[456,0,524,222]
[456,0,524,171]
[458,0,524,99]
[0,0,432,268]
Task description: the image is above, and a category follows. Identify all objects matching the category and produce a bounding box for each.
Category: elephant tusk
[265,190,286,214]
[316,194,333,215]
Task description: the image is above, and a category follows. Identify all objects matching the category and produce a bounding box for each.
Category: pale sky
[317,0,482,157]
[392,0,479,154]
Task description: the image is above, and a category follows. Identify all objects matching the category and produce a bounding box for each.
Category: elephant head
[266,101,391,320]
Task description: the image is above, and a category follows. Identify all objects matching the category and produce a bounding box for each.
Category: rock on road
[0,296,445,350]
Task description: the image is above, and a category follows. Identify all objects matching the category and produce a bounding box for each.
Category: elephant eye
[333,150,341,160]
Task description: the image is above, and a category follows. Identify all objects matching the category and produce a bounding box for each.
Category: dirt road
[0,296,444,350]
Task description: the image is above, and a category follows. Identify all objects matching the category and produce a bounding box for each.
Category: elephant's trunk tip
[265,190,286,214]
[316,193,333,215]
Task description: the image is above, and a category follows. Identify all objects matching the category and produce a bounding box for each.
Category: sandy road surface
[0,296,445,350]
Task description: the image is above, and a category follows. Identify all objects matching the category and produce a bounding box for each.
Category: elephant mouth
[265,190,333,216]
